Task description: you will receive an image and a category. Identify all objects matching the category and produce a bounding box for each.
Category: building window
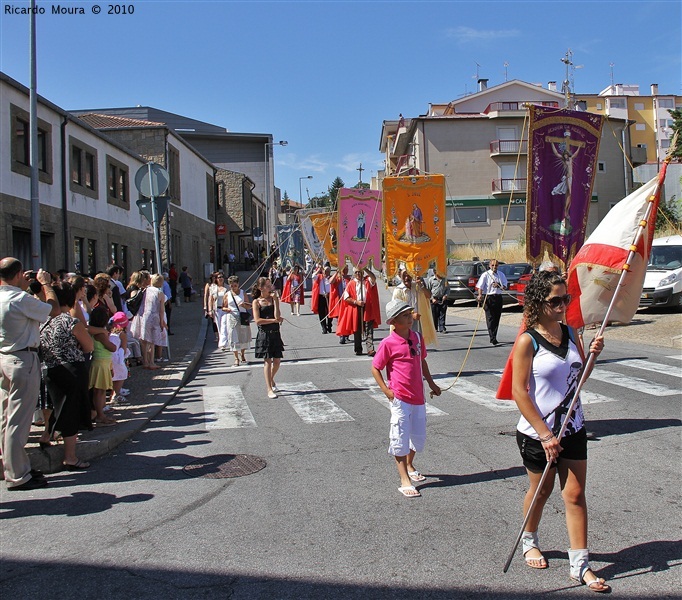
[658,99,674,109]
[598,161,606,172]
[660,119,674,128]
[608,99,625,109]
[596,103,602,110]
[502,205,526,222]
[660,139,671,149]
[453,207,488,224]
[634,103,644,110]
[74,237,85,273]
[637,143,648,149]
[106,155,129,208]
[69,137,98,198]
[10,104,52,183]
[168,144,181,204]
[87,239,97,276]
[635,123,646,131]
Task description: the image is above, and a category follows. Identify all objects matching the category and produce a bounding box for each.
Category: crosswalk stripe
[202,386,257,429]
[666,355,682,361]
[438,377,517,412]
[615,358,682,378]
[580,391,619,404]
[588,370,680,396]
[348,378,448,416]
[276,382,355,424]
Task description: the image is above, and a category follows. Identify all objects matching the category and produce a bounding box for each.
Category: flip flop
[408,470,427,482]
[398,485,421,498]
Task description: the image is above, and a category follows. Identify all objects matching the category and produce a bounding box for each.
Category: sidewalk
[27,270,260,474]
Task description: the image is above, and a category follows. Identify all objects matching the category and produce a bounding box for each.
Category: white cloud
[445,26,520,44]
[278,153,329,173]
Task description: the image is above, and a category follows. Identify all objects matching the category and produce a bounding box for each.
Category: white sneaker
[120,388,130,396]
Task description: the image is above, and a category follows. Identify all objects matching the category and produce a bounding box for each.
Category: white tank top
[516,326,585,440]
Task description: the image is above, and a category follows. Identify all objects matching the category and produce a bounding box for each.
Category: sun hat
[110,311,129,328]
[385,299,413,324]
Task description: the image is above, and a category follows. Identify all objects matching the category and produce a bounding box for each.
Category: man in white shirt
[0,258,59,490]
[475,260,508,345]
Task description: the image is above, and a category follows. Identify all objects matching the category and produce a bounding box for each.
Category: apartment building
[576,84,682,200]
[75,113,218,278]
[378,79,640,255]
[1,72,152,276]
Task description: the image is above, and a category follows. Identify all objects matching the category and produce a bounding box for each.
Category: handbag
[231,292,251,326]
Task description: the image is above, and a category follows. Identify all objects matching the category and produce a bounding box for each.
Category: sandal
[408,470,427,482]
[398,485,421,498]
[232,360,240,367]
[94,417,117,427]
[569,549,610,593]
[522,531,548,569]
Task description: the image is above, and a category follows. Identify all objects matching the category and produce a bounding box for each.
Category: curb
[29,316,209,474]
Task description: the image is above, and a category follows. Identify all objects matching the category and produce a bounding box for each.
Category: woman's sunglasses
[544,294,572,309]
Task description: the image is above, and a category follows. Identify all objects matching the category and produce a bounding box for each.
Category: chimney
[478,78,488,91]
[548,81,557,92]
[651,83,659,96]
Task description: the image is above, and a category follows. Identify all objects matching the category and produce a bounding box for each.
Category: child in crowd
[88,307,117,426]
[108,312,130,405]
[371,299,441,498]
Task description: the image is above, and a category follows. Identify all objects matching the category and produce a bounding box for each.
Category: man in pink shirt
[371,299,441,498]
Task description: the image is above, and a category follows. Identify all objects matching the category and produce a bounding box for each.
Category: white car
[640,234,682,309]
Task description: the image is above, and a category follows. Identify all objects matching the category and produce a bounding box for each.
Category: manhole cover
[183,454,266,479]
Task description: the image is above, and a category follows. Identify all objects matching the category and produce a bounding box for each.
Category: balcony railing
[484,101,559,114]
[490,139,528,155]
[394,154,417,175]
[492,178,527,193]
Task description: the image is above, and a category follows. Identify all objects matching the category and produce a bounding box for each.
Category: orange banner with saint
[309,210,338,268]
[382,174,446,278]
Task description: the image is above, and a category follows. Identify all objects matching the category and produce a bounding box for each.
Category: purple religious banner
[337,188,382,270]
[526,105,604,267]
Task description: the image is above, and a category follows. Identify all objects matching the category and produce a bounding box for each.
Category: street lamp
[264,140,288,249]
[299,175,313,206]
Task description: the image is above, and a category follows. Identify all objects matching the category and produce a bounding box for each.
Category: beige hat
[385,299,413,324]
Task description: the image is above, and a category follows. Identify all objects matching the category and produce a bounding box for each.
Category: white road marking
[202,386,257,429]
[615,358,682,378]
[666,355,682,361]
[348,378,448,416]
[275,382,355,424]
[439,377,518,412]
[580,391,618,404]
[588,370,681,396]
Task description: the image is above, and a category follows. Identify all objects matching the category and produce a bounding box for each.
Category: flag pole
[503,160,669,573]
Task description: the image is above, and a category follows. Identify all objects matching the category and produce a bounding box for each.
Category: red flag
[566,169,666,329]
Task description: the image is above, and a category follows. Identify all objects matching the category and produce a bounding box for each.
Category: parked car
[509,272,533,306]
[639,234,682,309]
[446,261,489,303]
[498,263,533,286]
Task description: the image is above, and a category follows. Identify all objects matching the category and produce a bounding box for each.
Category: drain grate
[183,454,267,479]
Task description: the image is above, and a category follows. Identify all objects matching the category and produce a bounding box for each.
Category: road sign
[136,196,169,225]
[135,162,170,198]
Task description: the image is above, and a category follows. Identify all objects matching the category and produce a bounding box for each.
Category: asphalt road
[1,287,680,599]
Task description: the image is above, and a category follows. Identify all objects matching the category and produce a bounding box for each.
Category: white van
[640,234,682,309]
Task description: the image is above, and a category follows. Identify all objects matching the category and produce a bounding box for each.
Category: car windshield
[498,264,528,278]
[647,246,682,270]
[447,265,472,277]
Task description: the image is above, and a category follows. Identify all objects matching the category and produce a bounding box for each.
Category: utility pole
[29,0,40,270]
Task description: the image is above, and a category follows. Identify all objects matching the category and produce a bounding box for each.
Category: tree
[329,177,344,209]
[353,182,370,190]
[282,190,290,208]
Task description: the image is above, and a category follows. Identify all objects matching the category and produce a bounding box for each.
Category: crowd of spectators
[0,257,175,490]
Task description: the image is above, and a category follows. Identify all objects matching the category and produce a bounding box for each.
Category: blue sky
[1,0,680,203]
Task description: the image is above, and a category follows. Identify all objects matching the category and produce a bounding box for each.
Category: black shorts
[516,427,587,473]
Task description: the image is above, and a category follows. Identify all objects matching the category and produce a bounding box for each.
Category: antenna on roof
[609,62,615,87]
[504,61,509,82]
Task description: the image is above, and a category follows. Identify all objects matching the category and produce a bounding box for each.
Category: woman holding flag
[511,270,609,593]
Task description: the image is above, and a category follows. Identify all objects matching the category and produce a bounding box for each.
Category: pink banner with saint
[337,188,382,269]
[382,174,446,278]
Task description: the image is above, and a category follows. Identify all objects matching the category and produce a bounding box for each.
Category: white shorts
[388,398,427,456]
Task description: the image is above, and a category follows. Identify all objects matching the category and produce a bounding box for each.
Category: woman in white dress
[130,273,167,370]
[223,275,251,367]
[208,274,230,351]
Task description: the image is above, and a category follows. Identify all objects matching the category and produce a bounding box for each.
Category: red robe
[336,278,381,337]
[327,273,349,319]
[281,273,305,304]
[310,273,325,314]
